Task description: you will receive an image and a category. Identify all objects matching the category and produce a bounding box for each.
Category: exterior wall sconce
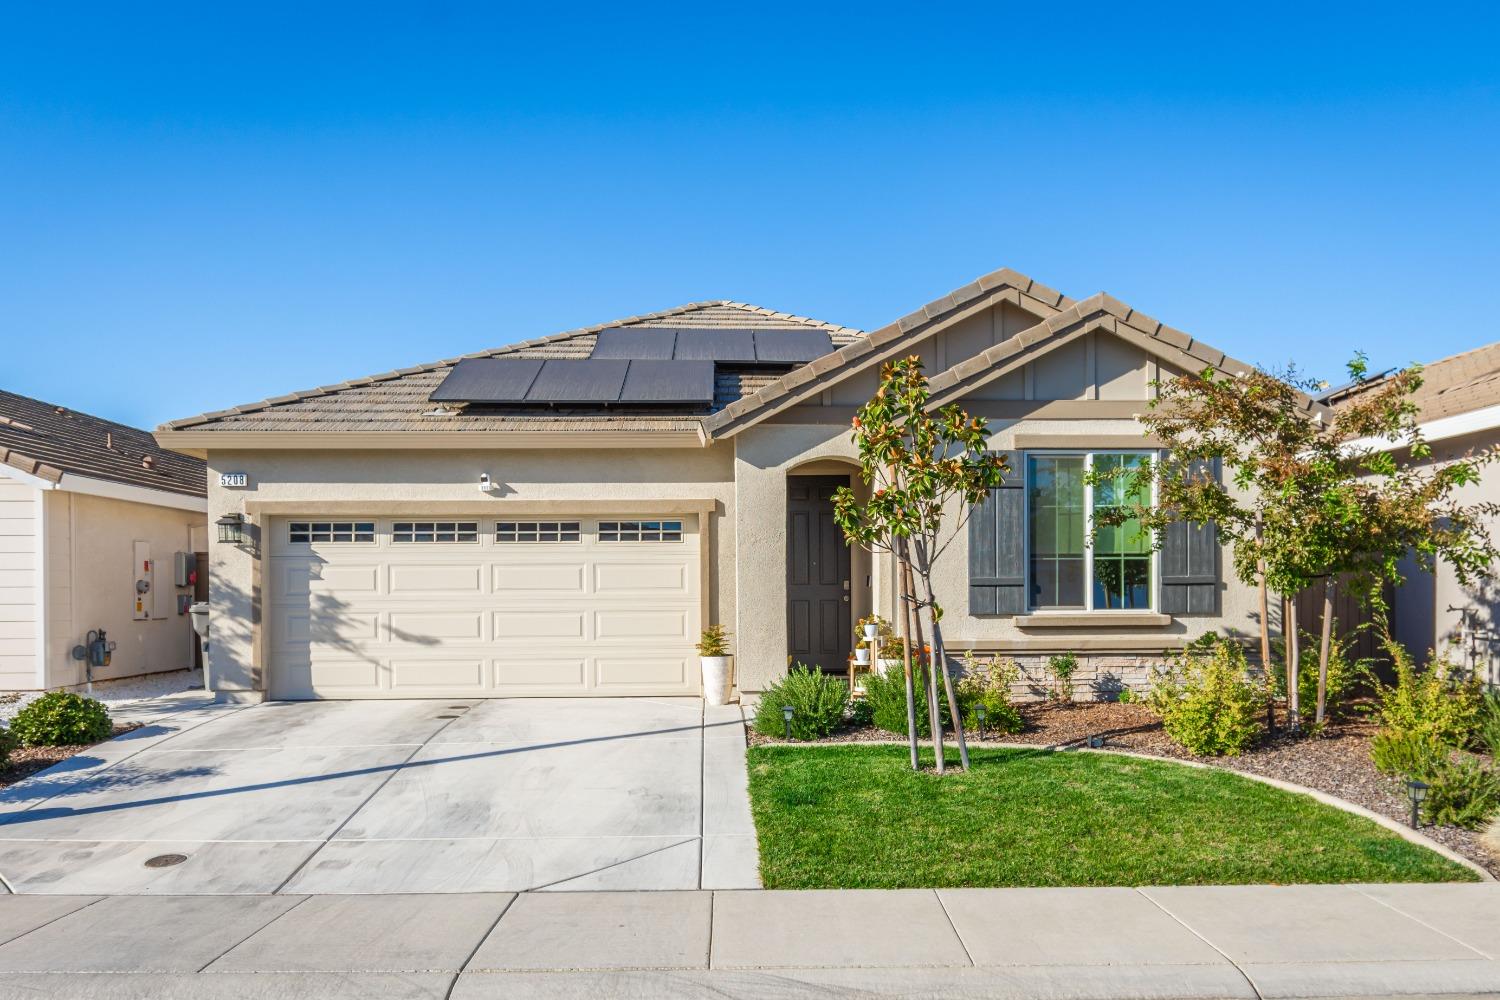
[216,513,248,546]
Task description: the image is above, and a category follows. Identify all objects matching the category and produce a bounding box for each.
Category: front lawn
[746,745,1477,888]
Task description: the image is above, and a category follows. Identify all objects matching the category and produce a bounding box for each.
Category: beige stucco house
[1330,341,1500,685]
[0,391,208,691]
[156,267,1318,703]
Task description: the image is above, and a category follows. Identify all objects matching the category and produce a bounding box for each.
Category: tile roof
[1330,341,1500,423]
[159,301,863,434]
[0,390,206,496]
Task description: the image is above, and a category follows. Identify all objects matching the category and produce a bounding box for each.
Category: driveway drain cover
[144,854,188,868]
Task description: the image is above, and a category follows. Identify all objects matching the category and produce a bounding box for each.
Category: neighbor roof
[1329,341,1500,423]
[0,390,206,497]
[158,301,863,435]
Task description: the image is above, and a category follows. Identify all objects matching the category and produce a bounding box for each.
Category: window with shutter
[969,452,1026,615]
[1159,457,1221,615]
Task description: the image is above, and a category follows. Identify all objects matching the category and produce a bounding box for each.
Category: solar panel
[590,328,677,360]
[524,359,629,403]
[619,360,715,403]
[673,328,756,362]
[430,358,544,402]
[754,329,835,363]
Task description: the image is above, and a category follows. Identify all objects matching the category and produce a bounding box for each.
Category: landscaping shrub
[752,666,848,740]
[0,724,16,767]
[1045,653,1078,703]
[1147,638,1264,756]
[1420,754,1500,830]
[1116,686,1136,705]
[864,665,932,736]
[9,691,112,746]
[1369,646,1481,778]
[957,653,1023,735]
[1477,690,1500,758]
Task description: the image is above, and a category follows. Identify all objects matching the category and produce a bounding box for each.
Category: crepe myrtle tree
[1095,355,1498,730]
[832,357,1008,773]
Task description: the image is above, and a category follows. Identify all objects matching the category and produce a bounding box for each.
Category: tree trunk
[895,546,920,771]
[1255,518,1275,731]
[902,550,944,774]
[913,538,970,771]
[1284,592,1301,732]
[1316,577,1335,726]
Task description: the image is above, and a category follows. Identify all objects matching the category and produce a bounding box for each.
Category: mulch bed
[748,702,1500,879]
[0,723,141,790]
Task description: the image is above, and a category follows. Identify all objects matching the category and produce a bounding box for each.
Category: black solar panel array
[589,327,833,364]
[430,358,715,405]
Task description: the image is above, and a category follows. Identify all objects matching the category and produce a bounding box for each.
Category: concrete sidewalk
[0,882,1496,998]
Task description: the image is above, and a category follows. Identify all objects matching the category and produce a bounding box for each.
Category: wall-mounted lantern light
[216,513,248,546]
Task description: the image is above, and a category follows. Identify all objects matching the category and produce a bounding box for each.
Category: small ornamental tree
[1098,356,1497,730]
[832,357,1008,772]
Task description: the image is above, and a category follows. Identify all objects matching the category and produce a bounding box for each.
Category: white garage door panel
[268,516,701,699]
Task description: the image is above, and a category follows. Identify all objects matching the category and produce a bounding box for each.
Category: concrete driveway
[0,698,758,894]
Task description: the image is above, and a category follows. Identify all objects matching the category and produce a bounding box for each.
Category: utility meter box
[173,551,196,588]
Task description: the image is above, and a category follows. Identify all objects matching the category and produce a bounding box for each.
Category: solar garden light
[781,705,794,741]
[1087,735,1106,749]
[1406,779,1429,829]
[974,703,987,737]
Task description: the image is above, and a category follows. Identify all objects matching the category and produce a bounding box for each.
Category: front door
[786,476,852,672]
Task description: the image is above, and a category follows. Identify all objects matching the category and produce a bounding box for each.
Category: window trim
[1022,449,1157,614]
[287,520,376,544]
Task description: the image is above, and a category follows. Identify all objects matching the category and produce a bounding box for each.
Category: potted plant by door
[877,634,905,675]
[697,625,733,705]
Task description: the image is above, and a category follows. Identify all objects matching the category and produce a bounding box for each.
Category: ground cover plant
[746,744,1476,888]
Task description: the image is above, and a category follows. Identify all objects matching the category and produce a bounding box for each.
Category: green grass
[746,745,1478,888]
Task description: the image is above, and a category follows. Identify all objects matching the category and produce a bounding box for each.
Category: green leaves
[832,356,1009,558]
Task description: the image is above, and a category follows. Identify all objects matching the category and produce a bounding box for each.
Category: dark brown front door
[787,476,852,672]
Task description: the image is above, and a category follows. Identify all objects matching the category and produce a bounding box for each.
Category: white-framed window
[1026,451,1153,611]
[496,521,581,543]
[598,519,684,542]
[392,521,479,543]
[288,521,375,544]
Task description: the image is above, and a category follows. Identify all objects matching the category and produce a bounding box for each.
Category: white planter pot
[862,623,879,641]
[854,647,870,665]
[700,656,732,706]
[877,658,902,675]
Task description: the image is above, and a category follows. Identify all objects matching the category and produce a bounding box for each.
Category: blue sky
[2,2,1497,429]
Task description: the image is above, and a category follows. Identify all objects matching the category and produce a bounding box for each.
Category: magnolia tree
[1100,356,1497,729]
[832,357,1008,773]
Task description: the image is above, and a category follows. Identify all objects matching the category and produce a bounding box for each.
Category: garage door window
[289,521,375,543]
[496,521,581,543]
[393,521,479,543]
[598,520,683,542]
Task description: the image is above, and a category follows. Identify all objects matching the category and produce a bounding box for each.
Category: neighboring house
[1328,342,1500,685]
[0,391,208,691]
[156,268,1324,703]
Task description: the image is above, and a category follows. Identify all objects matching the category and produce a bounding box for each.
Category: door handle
[842,595,850,603]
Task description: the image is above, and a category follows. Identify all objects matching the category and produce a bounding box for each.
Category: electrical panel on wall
[132,540,154,621]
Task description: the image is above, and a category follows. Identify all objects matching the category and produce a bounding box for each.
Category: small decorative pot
[854,647,871,665]
[862,623,879,641]
[700,656,732,706]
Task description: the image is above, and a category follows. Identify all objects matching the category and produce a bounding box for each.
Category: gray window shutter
[1159,457,1220,616]
[969,451,1026,615]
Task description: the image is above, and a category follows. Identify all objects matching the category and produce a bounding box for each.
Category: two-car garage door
[267,515,702,699]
